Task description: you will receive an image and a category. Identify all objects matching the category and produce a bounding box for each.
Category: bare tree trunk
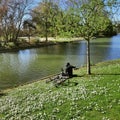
[86,39,91,75]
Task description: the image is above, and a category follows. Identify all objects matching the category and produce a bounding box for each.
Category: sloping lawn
[0,60,120,120]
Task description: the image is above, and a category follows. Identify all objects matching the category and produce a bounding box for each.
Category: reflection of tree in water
[106,34,120,60]
[0,50,37,88]
[18,50,36,68]
[57,42,87,67]
[18,49,37,79]
[90,38,113,63]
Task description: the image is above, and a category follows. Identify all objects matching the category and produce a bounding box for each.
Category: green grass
[0,60,120,120]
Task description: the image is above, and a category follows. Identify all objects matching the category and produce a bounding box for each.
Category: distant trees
[32,0,62,41]
[23,19,36,43]
[0,0,8,42]
[32,0,117,39]
[0,0,34,45]
[115,22,120,33]
[0,0,118,46]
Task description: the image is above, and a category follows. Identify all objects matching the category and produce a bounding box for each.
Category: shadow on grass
[0,92,7,97]
[92,73,120,76]
[59,74,81,87]
[63,81,79,87]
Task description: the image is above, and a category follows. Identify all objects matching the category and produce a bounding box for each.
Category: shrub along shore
[0,59,120,120]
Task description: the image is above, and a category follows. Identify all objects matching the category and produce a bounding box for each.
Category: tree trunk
[45,17,48,42]
[45,30,48,42]
[28,27,31,43]
[86,39,91,75]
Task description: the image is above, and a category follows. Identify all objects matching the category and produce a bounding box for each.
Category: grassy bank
[0,60,120,120]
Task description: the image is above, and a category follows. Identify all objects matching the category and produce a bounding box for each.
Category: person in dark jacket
[65,62,76,78]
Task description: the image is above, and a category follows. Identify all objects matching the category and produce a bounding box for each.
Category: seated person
[65,62,76,78]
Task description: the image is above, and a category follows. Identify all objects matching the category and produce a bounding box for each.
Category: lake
[0,34,120,90]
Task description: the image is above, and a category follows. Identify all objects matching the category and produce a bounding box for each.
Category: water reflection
[0,35,120,89]
[106,34,120,60]
[90,38,111,63]
[77,41,87,66]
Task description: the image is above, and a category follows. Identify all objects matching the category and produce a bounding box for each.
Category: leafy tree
[32,0,62,41]
[116,23,120,33]
[103,20,116,36]
[63,0,117,74]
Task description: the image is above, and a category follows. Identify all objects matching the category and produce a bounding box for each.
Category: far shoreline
[1,34,116,53]
[0,37,84,53]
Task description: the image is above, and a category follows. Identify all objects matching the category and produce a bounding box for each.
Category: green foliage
[32,0,62,39]
[64,0,113,40]
[32,0,117,39]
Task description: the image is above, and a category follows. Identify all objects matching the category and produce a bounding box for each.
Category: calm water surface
[0,34,120,90]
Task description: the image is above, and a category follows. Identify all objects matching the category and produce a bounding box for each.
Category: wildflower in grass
[91,90,97,95]
[112,99,117,103]
[70,117,80,120]
[72,97,77,101]
[94,103,100,111]
[57,99,64,106]
[70,106,75,111]
[48,89,52,93]
[107,104,112,109]
[86,105,93,111]
[75,110,81,117]
[118,100,120,105]
[52,107,60,113]
[40,105,45,110]
[101,110,106,114]
[102,116,110,120]
[35,112,45,119]
[70,101,76,106]
[49,115,57,120]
